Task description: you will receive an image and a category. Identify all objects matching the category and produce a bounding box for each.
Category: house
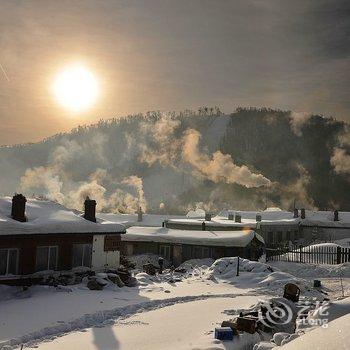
[299,210,350,242]
[165,208,300,246]
[121,226,265,266]
[0,195,125,280]
[164,208,350,245]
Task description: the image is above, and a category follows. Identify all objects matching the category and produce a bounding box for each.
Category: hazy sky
[0,0,349,145]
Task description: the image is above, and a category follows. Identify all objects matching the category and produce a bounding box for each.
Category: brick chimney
[84,197,96,222]
[301,208,306,219]
[205,213,212,221]
[334,210,339,222]
[293,208,299,218]
[11,194,27,222]
[235,213,241,223]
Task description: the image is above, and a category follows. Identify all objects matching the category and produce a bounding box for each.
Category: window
[286,231,291,241]
[192,246,211,259]
[36,246,58,271]
[294,230,299,241]
[277,231,283,243]
[0,248,18,275]
[159,245,171,260]
[193,246,202,259]
[268,232,273,243]
[72,244,92,268]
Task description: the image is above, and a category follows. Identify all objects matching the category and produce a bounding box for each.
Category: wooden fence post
[337,246,341,264]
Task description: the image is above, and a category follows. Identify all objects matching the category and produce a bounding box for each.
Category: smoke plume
[331,148,350,174]
[139,115,182,168]
[20,136,148,213]
[289,111,312,136]
[182,129,271,188]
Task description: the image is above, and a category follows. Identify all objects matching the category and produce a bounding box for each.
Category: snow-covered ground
[33,297,260,350]
[0,258,348,350]
[270,261,350,299]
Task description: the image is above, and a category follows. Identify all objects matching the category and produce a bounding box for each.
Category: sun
[53,64,99,112]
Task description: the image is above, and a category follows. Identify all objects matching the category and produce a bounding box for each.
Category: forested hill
[0,108,349,213]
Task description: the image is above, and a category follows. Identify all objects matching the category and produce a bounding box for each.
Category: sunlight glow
[53,64,99,112]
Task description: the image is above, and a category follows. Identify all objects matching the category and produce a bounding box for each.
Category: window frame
[0,248,19,275]
[159,244,171,260]
[72,243,92,268]
[36,245,58,271]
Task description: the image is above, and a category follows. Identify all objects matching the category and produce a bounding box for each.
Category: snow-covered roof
[302,210,350,228]
[214,208,299,226]
[97,213,187,228]
[186,208,205,218]
[123,226,264,247]
[0,197,125,235]
[170,208,350,229]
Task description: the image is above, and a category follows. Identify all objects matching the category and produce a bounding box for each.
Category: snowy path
[0,278,259,348]
[33,296,260,350]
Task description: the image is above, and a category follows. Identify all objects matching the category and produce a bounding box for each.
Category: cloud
[182,128,271,188]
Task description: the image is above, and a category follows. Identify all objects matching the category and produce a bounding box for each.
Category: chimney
[228,213,234,220]
[11,194,27,222]
[334,210,339,222]
[137,206,143,222]
[235,213,241,223]
[301,208,306,219]
[256,213,262,222]
[293,208,299,218]
[84,197,96,222]
[205,213,212,221]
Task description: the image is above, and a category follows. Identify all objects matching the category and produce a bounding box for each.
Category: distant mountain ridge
[0,107,349,213]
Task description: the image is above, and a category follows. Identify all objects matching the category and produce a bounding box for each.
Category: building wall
[0,233,121,275]
[258,224,300,246]
[301,226,350,242]
[121,239,263,266]
[91,234,120,271]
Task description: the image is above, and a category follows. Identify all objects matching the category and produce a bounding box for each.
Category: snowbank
[206,257,322,298]
[270,260,350,278]
[304,296,350,325]
[280,313,350,349]
[178,258,214,271]
[128,254,170,270]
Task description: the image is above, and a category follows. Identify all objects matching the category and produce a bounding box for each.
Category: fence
[266,245,350,265]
